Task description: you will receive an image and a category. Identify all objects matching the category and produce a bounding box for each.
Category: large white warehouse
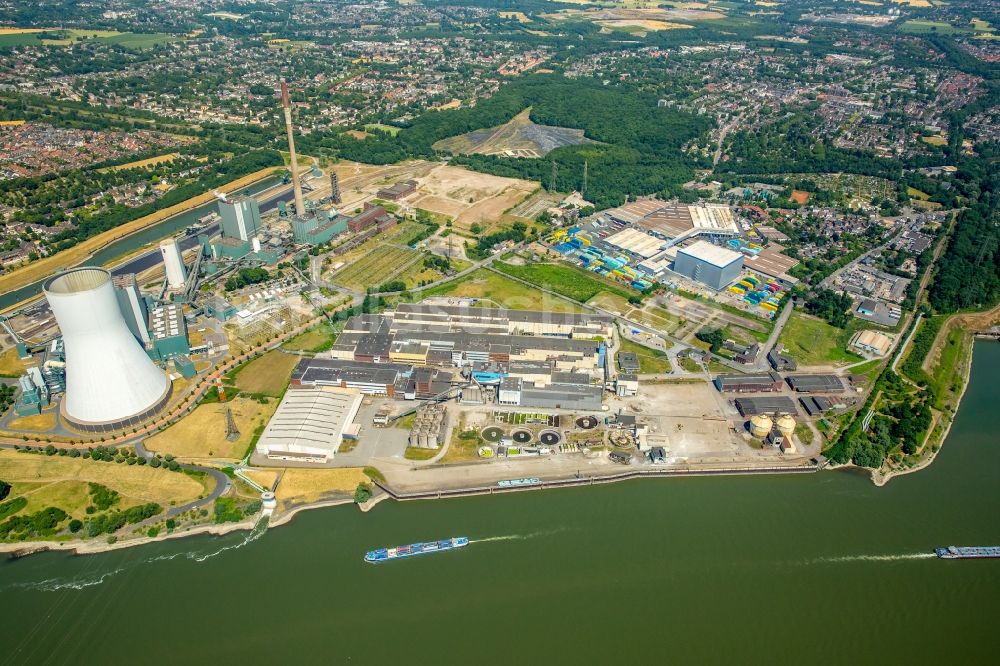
[44,267,171,432]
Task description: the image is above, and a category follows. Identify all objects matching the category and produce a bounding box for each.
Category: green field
[419,269,582,312]
[365,123,401,136]
[777,312,863,367]
[229,350,300,397]
[282,323,337,353]
[0,29,181,48]
[332,245,421,291]
[618,338,672,374]
[494,262,638,304]
[898,20,968,35]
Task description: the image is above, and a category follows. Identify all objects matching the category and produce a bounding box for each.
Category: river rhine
[2,342,998,664]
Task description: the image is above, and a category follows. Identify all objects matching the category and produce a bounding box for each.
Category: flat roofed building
[786,374,845,393]
[714,371,783,393]
[256,386,363,464]
[618,351,640,373]
[376,180,417,201]
[742,244,800,286]
[689,204,738,234]
[605,228,665,258]
[291,358,409,396]
[605,199,669,225]
[674,240,744,290]
[734,396,798,416]
[638,205,694,238]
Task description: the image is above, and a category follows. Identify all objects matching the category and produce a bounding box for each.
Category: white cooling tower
[44,268,171,432]
[159,238,187,289]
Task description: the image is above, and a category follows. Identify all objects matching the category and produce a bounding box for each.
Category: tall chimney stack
[280,79,307,217]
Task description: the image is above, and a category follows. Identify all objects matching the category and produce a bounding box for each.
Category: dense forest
[928,160,1000,313]
[718,110,903,180]
[300,74,712,209]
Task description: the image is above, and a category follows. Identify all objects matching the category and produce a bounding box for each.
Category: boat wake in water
[471,527,574,544]
[6,567,127,592]
[2,519,269,592]
[811,552,936,564]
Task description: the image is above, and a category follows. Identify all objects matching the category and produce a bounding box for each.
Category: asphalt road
[134,440,233,517]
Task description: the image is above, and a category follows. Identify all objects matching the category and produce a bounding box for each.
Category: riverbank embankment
[0,461,821,558]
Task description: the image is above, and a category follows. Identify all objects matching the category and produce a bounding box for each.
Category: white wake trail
[471,526,574,544]
[6,567,127,592]
[813,552,936,564]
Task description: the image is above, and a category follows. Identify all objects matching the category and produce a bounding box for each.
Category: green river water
[2,342,999,665]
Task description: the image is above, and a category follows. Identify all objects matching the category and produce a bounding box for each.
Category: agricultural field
[494,261,638,304]
[230,350,299,397]
[144,397,277,461]
[421,269,583,312]
[0,29,181,47]
[0,450,207,520]
[433,108,596,159]
[898,20,968,35]
[777,311,863,367]
[409,164,537,234]
[331,244,422,291]
[618,338,672,374]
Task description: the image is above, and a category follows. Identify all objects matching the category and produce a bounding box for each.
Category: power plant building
[292,211,349,245]
[673,240,744,290]
[219,195,261,243]
[112,273,150,344]
[159,238,187,289]
[44,268,171,432]
[147,304,190,361]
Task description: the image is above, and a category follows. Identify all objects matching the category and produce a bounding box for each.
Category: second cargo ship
[365,537,469,563]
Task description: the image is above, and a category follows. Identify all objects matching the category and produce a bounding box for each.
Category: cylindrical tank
[159,238,187,289]
[45,268,170,432]
[749,414,773,439]
[776,414,796,438]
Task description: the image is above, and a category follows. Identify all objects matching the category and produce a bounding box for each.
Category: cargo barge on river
[365,537,469,563]
[935,546,1000,559]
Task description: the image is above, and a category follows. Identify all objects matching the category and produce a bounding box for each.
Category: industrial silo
[776,414,796,439]
[159,238,187,289]
[749,414,773,439]
[44,267,171,432]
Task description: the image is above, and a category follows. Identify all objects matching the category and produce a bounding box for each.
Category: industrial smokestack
[280,79,307,217]
[44,267,171,433]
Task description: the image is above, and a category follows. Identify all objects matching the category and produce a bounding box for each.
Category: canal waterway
[0,176,288,311]
[1,342,998,664]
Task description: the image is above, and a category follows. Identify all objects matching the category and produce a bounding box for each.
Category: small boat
[935,546,1000,559]
[365,537,469,563]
